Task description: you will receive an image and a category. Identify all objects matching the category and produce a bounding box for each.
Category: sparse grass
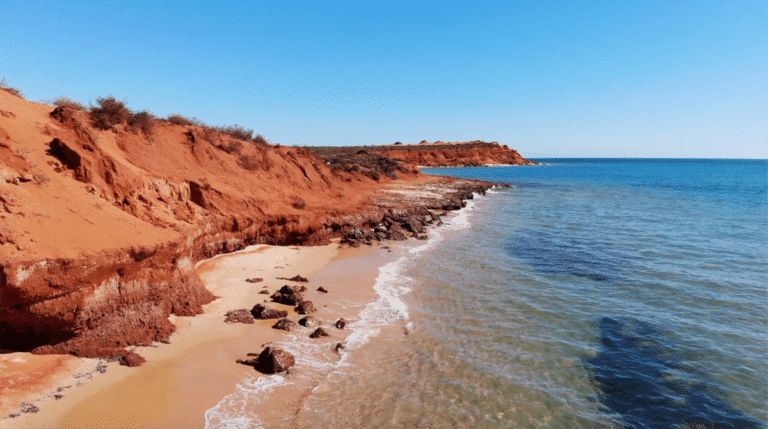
[0,77,23,98]
[128,111,156,136]
[90,96,131,130]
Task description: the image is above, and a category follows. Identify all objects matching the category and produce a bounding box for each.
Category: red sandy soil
[0,90,505,362]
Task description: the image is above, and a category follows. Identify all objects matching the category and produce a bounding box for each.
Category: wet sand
[1,241,394,428]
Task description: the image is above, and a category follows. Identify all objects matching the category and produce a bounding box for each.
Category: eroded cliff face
[369,141,535,167]
[0,92,501,361]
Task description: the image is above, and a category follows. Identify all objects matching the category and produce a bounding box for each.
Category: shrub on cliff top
[216,124,253,141]
[252,134,269,146]
[166,114,194,126]
[128,110,156,136]
[0,77,23,98]
[52,96,85,111]
[90,96,131,130]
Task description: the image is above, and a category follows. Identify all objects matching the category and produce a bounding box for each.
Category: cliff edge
[0,90,504,362]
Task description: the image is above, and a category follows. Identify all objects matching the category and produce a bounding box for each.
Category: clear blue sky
[1,1,765,158]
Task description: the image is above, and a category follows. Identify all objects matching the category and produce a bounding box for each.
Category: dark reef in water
[585,317,765,429]
[506,230,629,282]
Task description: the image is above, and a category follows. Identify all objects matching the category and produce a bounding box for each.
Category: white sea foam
[204,375,286,429]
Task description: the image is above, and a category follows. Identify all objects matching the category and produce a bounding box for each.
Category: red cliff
[0,90,501,361]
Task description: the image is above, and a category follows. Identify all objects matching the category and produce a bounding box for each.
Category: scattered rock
[333,342,345,354]
[20,402,39,414]
[118,352,145,367]
[258,290,269,294]
[237,346,295,374]
[298,316,320,327]
[416,234,428,240]
[334,318,347,329]
[309,327,329,338]
[245,278,263,283]
[277,275,308,282]
[295,301,316,315]
[272,318,297,332]
[225,309,255,324]
[251,304,288,319]
[317,286,328,293]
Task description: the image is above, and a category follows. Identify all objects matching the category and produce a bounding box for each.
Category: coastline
[1,241,401,428]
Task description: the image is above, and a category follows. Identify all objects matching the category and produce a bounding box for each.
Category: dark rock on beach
[251,304,288,320]
[225,309,255,324]
[245,278,263,283]
[309,327,330,338]
[317,286,328,293]
[333,342,345,354]
[295,301,317,315]
[334,318,347,329]
[298,316,320,327]
[119,352,146,367]
[237,346,295,374]
[272,291,305,306]
[272,318,297,332]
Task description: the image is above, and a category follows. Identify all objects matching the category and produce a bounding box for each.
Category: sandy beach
[1,241,395,428]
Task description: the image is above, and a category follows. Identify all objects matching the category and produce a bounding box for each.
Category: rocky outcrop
[298,316,320,328]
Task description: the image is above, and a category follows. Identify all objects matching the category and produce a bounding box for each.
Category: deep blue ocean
[207,159,767,428]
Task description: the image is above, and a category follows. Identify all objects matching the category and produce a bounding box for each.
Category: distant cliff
[368,140,536,167]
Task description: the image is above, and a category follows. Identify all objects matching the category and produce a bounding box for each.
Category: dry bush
[292,198,306,209]
[90,96,131,130]
[252,134,269,146]
[52,96,85,110]
[237,155,261,170]
[217,140,243,154]
[166,114,194,126]
[0,77,23,98]
[216,124,253,141]
[128,111,156,136]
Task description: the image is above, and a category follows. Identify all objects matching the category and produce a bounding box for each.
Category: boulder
[309,327,329,338]
[333,342,345,354]
[237,346,295,374]
[245,278,263,283]
[288,275,308,283]
[298,316,320,327]
[334,318,347,329]
[251,304,288,320]
[295,301,316,315]
[317,286,328,293]
[225,309,255,324]
[272,318,297,332]
[272,291,304,306]
[118,352,146,367]
[258,290,269,294]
